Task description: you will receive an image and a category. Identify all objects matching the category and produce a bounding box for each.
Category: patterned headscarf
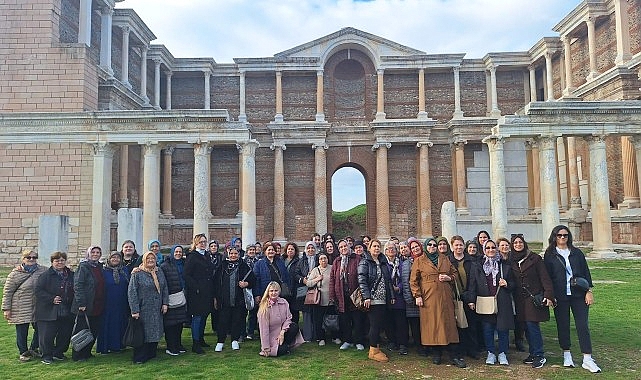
[84,245,102,267]
[138,251,160,293]
[482,240,500,284]
[105,251,128,285]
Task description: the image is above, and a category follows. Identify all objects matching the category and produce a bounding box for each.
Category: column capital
[488,64,497,73]
[237,140,260,154]
[312,143,328,150]
[164,70,173,78]
[416,141,433,148]
[120,25,130,35]
[544,50,555,60]
[141,141,160,156]
[270,143,286,151]
[372,142,391,151]
[481,134,504,147]
[203,69,211,77]
[163,145,175,156]
[451,138,467,148]
[139,44,149,54]
[527,64,537,72]
[98,3,114,15]
[92,142,115,157]
[317,69,324,76]
[629,134,641,148]
[377,69,385,75]
[452,66,460,74]
[275,70,282,76]
[585,134,608,145]
[153,57,162,66]
[524,139,539,150]
[194,142,212,156]
[536,135,558,150]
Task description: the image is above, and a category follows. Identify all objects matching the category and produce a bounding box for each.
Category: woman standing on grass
[184,233,215,354]
[257,281,304,357]
[3,249,47,362]
[306,252,332,346]
[544,225,601,373]
[128,251,169,364]
[96,251,129,354]
[160,245,189,356]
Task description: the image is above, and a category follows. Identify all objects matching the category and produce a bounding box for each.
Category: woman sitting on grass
[257,281,304,357]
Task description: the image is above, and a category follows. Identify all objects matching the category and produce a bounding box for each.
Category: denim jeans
[482,321,508,354]
[191,314,209,341]
[16,323,38,354]
[525,321,544,357]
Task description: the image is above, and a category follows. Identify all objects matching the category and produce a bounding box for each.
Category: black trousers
[554,295,593,353]
[164,323,183,353]
[133,341,158,363]
[38,317,73,360]
[384,308,408,346]
[338,309,366,345]
[367,304,386,347]
[276,322,300,356]
[71,315,101,361]
[312,305,330,341]
[217,305,246,343]
[407,316,421,346]
[456,306,479,356]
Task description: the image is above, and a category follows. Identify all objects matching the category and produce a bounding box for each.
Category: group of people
[1,225,601,373]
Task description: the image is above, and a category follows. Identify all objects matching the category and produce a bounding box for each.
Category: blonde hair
[190,233,207,252]
[257,281,281,319]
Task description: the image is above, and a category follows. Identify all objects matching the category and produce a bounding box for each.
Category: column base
[417,111,429,120]
[618,198,640,210]
[315,113,325,122]
[586,71,600,82]
[489,109,501,118]
[160,213,174,219]
[274,114,284,123]
[238,114,247,122]
[456,208,470,216]
[452,110,464,119]
[375,112,386,121]
[615,53,632,66]
[588,249,619,259]
[273,236,287,243]
[123,81,132,90]
[566,208,587,223]
[118,199,129,208]
[560,92,580,100]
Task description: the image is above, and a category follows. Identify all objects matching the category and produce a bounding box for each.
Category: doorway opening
[331,166,366,238]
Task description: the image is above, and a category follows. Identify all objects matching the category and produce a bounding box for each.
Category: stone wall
[459,71,487,117]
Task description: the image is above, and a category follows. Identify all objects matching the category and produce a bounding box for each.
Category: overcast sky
[118,0,581,211]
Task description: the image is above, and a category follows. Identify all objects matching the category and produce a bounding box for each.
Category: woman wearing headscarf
[382,240,409,355]
[184,233,215,354]
[35,251,74,364]
[409,237,465,368]
[208,239,224,336]
[160,245,189,356]
[120,240,140,274]
[244,244,260,340]
[466,239,515,366]
[71,246,105,361]
[401,238,422,355]
[96,251,129,354]
[497,236,525,353]
[128,251,168,364]
[510,234,554,369]
[2,249,47,362]
[148,239,164,266]
[213,246,255,352]
[257,281,305,357]
[544,225,601,373]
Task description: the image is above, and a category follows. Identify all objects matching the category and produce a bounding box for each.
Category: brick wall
[385,73,419,119]
[425,72,455,122]
[497,69,527,115]
[459,71,487,117]
[171,73,206,109]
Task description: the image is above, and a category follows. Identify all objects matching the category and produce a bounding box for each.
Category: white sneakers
[355,344,365,351]
[215,343,224,352]
[582,357,602,373]
[231,340,240,350]
[318,340,326,346]
[563,351,575,367]
[498,352,509,365]
[486,351,496,365]
[332,338,342,345]
[339,342,353,350]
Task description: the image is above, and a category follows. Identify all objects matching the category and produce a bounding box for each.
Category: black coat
[72,261,104,315]
[213,260,256,308]
[465,259,515,330]
[357,253,394,304]
[543,246,593,302]
[510,250,554,322]
[183,251,215,316]
[160,256,189,327]
[35,266,74,321]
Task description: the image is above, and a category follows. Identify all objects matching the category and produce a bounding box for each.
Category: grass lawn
[0,259,639,380]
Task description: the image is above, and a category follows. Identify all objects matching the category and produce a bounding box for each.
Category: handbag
[241,270,255,311]
[168,290,186,308]
[271,262,292,298]
[296,285,308,299]
[349,287,366,310]
[322,308,340,333]
[122,316,144,348]
[556,255,591,292]
[523,286,547,309]
[453,279,468,328]
[475,294,498,315]
[71,313,94,352]
[304,267,322,305]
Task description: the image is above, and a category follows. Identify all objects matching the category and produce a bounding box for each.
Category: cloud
[332,167,366,211]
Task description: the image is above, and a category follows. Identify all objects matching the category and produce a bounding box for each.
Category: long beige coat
[2,265,47,324]
[409,254,459,346]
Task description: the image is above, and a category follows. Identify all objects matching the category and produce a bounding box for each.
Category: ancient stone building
[2,0,641,262]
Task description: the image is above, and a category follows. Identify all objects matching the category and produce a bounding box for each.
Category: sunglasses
[484,246,497,250]
[511,233,524,239]
[425,243,437,247]
[556,234,569,238]
[25,256,38,260]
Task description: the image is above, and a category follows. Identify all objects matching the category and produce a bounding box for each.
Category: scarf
[268,297,277,307]
[340,255,349,281]
[483,255,501,285]
[84,245,101,267]
[427,252,439,267]
[388,256,400,285]
[225,259,240,307]
[105,261,127,285]
[138,252,160,293]
[21,263,38,273]
[55,267,73,302]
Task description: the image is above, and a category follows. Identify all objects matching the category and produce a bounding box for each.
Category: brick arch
[323,49,377,126]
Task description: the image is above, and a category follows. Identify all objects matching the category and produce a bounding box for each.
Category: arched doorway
[331,166,367,238]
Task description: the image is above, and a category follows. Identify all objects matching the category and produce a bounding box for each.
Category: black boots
[192,340,204,354]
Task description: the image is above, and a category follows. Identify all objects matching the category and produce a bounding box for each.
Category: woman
[477,230,490,248]
[401,238,422,354]
[72,246,105,361]
[184,233,215,354]
[284,242,302,326]
[257,281,305,357]
[213,246,256,352]
[3,249,47,362]
[323,240,338,267]
[244,244,260,340]
[497,236,525,352]
[382,240,409,355]
[306,252,332,346]
[253,242,290,306]
[148,240,164,265]
[97,251,129,354]
[466,240,515,366]
[409,238,465,368]
[128,251,169,364]
[510,234,554,369]
[358,239,394,362]
[544,225,601,373]
[120,240,140,274]
[329,239,366,351]
[208,239,223,336]
[35,251,74,364]
[160,245,189,355]
[294,241,316,340]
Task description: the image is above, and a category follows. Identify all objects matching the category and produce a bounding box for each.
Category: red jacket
[329,253,362,312]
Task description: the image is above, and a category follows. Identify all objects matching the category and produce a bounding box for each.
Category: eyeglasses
[426,243,437,247]
[556,234,569,239]
[25,256,38,260]
[484,246,497,250]
[198,240,207,244]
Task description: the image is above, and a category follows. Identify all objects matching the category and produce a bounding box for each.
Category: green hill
[332,204,366,238]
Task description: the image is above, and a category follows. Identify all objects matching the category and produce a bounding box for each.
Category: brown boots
[368,346,389,362]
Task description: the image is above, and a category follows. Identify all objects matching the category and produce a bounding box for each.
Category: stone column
[537,136,561,237]
[316,70,325,122]
[373,142,391,239]
[566,137,582,209]
[78,0,92,46]
[140,46,149,104]
[528,65,537,102]
[193,143,212,236]
[120,26,131,89]
[562,36,575,96]
[204,70,211,110]
[525,139,542,213]
[99,4,113,76]
[586,17,600,81]
[314,144,328,235]
[118,145,129,208]
[417,142,433,239]
[482,136,508,240]
[454,140,469,214]
[453,66,464,118]
[586,135,616,257]
[240,141,260,246]
[376,69,386,120]
[142,143,161,246]
[272,144,286,241]
[91,143,114,250]
[489,65,501,117]
[545,51,555,101]
[138,148,144,208]
[619,136,640,208]
[239,70,247,122]
[614,0,632,65]
[153,58,162,110]
[275,71,283,122]
[165,72,172,110]
[418,68,428,119]
[161,146,174,217]
[525,140,535,212]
